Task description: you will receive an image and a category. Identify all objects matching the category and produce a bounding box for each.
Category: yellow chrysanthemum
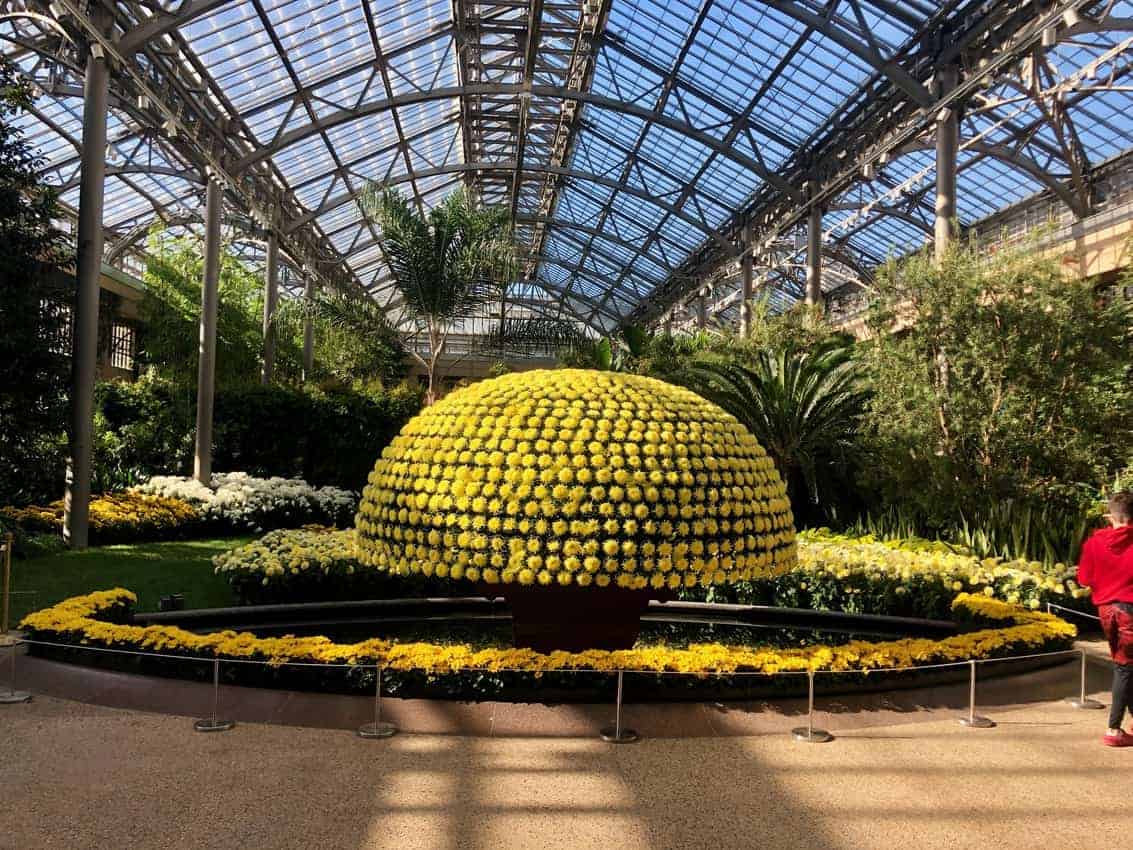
[356,370,796,588]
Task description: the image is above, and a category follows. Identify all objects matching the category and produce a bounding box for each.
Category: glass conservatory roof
[4,0,1133,332]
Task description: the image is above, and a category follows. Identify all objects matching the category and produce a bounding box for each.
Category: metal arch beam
[630,0,1096,326]
[60,164,203,191]
[358,249,625,325]
[824,201,934,235]
[760,0,933,106]
[899,139,1089,219]
[116,0,243,52]
[312,202,682,282]
[19,0,361,294]
[517,215,685,269]
[489,293,604,334]
[352,220,667,304]
[525,219,677,278]
[233,84,798,198]
[370,262,626,330]
[285,161,737,254]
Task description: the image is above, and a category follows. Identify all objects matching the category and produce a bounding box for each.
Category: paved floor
[2,689,1131,850]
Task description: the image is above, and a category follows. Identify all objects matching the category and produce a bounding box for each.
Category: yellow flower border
[21,589,1075,676]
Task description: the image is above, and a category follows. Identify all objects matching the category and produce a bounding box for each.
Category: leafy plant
[678,340,868,521]
[0,57,68,506]
[139,232,301,386]
[361,186,513,403]
[858,237,1132,556]
[304,288,408,386]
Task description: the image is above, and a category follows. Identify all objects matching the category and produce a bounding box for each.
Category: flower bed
[766,530,1087,617]
[212,527,454,604]
[134,472,356,532]
[214,526,1089,617]
[0,493,201,544]
[2,474,358,548]
[19,589,1076,701]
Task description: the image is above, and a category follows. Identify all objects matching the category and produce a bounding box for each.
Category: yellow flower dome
[355,369,796,589]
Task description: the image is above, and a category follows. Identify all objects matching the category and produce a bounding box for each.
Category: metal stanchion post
[600,670,639,743]
[194,657,234,732]
[1067,649,1105,710]
[792,669,833,743]
[0,640,32,704]
[958,660,995,728]
[358,665,397,738]
[1,532,16,648]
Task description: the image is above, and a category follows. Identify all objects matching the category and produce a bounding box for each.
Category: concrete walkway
[2,690,1131,850]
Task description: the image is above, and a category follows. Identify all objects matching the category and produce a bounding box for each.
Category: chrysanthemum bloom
[356,370,796,595]
[358,367,793,652]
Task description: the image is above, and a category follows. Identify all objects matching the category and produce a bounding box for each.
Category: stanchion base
[959,715,996,728]
[1067,697,1106,710]
[791,726,833,743]
[357,721,397,739]
[193,718,235,733]
[0,635,19,647]
[600,725,639,743]
[0,690,32,704]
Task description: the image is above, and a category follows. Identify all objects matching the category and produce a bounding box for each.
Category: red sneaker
[1102,731,1133,747]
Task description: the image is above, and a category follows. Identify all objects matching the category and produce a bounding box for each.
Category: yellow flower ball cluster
[356,370,796,590]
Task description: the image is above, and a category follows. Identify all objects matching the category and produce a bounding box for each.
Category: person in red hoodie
[1077,491,1133,747]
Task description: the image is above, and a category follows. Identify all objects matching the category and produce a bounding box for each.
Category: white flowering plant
[213,527,448,604]
[133,472,357,533]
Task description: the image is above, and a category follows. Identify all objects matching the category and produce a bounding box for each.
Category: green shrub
[858,239,1132,554]
[91,378,421,494]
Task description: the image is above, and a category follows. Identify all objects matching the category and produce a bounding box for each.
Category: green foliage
[139,233,303,386]
[0,58,68,506]
[678,340,868,523]
[477,316,585,358]
[858,238,1132,558]
[556,325,714,378]
[734,298,847,355]
[305,288,408,386]
[361,186,513,401]
[91,378,421,492]
[141,233,407,389]
[5,537,248,622]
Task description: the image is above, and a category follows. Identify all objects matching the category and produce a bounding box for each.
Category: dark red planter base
[478,584,671,652]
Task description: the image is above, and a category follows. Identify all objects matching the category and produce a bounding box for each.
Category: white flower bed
[132,472,357,532]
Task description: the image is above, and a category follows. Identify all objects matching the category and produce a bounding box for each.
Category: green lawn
[6,536,252,624]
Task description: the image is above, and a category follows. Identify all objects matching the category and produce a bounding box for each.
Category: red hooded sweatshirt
[1077,526,1133,605]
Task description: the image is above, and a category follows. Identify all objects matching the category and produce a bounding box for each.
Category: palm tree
[362,186,513,403]
[679,340,868,515]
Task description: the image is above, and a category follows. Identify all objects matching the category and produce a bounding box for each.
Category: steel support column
[261,232,279,385]
[302,271,315,381]
[63,40,110,550]
[935,65,960,263]
[805,205,823,309]
[740,225,754,337]
[194,179,223,484]
[696,287,707,329]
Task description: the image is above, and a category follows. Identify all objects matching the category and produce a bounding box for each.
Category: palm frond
[676,339,868,508]
[361,184,511,323]
[477,317,586,356]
